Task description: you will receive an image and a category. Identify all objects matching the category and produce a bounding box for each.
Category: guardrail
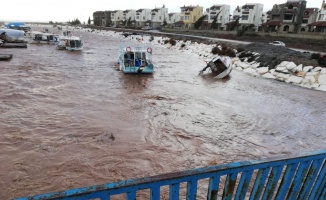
[14,150,326,200]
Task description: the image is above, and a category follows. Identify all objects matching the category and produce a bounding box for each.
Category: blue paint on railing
[13,150,326,200]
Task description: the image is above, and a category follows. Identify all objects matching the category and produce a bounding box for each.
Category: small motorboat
[199,56,233,78]
[117,44,154,74]
[0,54,13,61]
[56,31,83,51]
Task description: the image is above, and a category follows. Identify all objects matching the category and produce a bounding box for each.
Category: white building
[310,0,326,32]
[232,3,264,32]
[317,1,326,21]
[111,10,124,27]
[122,10,136,27]
[135,9,152,28]
[150,7,169,28]
[167,13,181,27]
[204,4,230,30]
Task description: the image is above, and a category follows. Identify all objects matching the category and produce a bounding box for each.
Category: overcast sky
[0,0,322,23]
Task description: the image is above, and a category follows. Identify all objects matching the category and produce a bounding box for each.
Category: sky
[0,0,322,24]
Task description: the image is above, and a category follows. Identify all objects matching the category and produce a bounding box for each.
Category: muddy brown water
[0,27,325,199]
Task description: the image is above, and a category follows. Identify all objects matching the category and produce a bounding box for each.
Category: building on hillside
[202,4,230,30]
[111,10,124,27]
[179,5,204,29]
[150,6,169,29]
[135,9,152,28]
[226,3,264,32]
[167,13,181,28]
[123,10,136,27]
[262,0,307,33]
[308,0,326,32]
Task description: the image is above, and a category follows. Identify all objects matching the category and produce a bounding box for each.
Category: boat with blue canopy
[117,42,154,74]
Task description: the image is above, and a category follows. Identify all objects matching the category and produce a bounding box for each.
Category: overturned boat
[199,56,233,78]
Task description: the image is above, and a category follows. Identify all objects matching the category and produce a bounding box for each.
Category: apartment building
[308,0,326,32]
[229,3,264,32]
[262,1,307,33]
[111,10,124,27]
[301,8,319,32]
[167,13,181,28]
[202,4,230,30]
[150,7,169,28]
[122,10,136,27]
[180,5,204,28]
[93,11,106,26]
[135,9,152,28]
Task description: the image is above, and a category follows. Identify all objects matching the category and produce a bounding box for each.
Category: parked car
[142,26,153,30]
[269,41,286,47]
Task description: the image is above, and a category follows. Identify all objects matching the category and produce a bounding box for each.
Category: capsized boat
[199,56,233,78]
[117,44,154,74]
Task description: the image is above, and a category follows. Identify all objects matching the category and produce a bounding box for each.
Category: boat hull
[121,65,154,74]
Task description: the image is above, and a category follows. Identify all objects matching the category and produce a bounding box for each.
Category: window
[143,16,145,20]
[242,15,249,20]
[210,15,216,20]
[302,19,308,23]
[319,14,325,20]
[136,16,139,20]
[233,15,240,20]
[284,14,293,20]
[159,16,161,20]
[185,16,190,21]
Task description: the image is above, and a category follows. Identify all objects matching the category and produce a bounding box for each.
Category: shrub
[211,47,221,55]
[169,38,176,46]
[225,48,236,57]
[221,44,228,51]
[236,47,245,53]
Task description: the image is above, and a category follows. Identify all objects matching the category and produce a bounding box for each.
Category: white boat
[30,31,59,44]
[199,56,233,78]
[56,30,83,51]
[117,43,154,74]
[0,28,26,43]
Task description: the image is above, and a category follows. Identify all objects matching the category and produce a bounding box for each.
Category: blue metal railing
[14,150,326,200]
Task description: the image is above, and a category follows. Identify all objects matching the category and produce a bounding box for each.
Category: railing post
[186,180,198,200]
[169,183,180,200]
[207,175,220,200]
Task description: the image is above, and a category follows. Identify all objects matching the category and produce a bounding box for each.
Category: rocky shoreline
[79,26,326,92]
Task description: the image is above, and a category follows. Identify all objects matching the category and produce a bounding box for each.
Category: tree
[162,19,167,27]
[70,18,81,25]
[230,16,241,31]
[126,17,132,27]
[211,10,222,30]
[194,15,206,29]
[88,17,91,25]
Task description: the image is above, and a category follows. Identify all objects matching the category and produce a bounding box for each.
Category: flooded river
[0,28,325,199]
